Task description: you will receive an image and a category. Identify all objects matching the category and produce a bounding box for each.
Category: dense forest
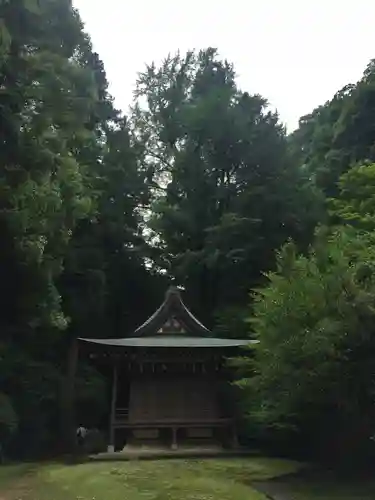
[1,0,375,464]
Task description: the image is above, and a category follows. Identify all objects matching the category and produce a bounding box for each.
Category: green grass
[0,463,34,492]
[258,472,375,500]
[0,457,301,500]
[2,457,374,500]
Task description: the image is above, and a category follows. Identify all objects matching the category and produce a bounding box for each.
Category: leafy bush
[235,227,375,462]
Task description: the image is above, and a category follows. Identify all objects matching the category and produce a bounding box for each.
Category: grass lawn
[256,470,375,500]
[0,457,301,500]
[1,457,374,500]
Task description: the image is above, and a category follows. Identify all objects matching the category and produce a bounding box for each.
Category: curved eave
[133,287,210,337]
[79,336,258,348]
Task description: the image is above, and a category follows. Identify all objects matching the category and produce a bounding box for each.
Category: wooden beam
[171,427,178,450]
[108,362,118,452]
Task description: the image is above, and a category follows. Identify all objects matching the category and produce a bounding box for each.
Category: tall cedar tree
[132,48,322,331]
[0,0,163,455]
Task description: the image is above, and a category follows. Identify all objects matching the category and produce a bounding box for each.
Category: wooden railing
[115,408,129,423]
[114,407,233,428]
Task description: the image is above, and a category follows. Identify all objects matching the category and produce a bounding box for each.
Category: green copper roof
[79,336,257,348]
[79,287,257,349]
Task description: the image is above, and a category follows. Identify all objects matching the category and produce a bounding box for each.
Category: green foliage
[0,0,161,457]
[235,227,375,459]
[0,0,98,333]
[290,60,375,197]
[330,162,375,230]
[6,0,375,466]
[133,48,322,327]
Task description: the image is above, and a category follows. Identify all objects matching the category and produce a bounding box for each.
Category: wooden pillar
[171,427,178,450]
[60,338,79,454]
[231,422,239,449]
[108,362,118,453]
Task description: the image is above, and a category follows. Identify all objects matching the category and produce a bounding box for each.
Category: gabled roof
[79,287,257,349]
[133,286,210,337]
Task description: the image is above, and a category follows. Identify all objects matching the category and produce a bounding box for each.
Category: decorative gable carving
[157,317,186,334]
[133,286,210,337]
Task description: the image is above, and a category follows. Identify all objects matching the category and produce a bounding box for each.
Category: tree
[60,116,167,345]
[132,48,322,328]
[290,59,375,197]
[235,227,375,462]
[330,162,375,231]
[0,393,18,452]
[0,0,112,455]
[0,0,167,457]
[0,0,98,339]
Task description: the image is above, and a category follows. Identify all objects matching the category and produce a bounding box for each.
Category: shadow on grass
[253,468,375,500]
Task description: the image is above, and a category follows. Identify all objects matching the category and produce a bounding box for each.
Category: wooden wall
[128,375,219,422]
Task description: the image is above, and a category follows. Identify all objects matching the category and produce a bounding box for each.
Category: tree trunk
[59,338,79,454]
[320,413,374,467]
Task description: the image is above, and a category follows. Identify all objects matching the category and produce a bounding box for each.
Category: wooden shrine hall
[79,287,254,452]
